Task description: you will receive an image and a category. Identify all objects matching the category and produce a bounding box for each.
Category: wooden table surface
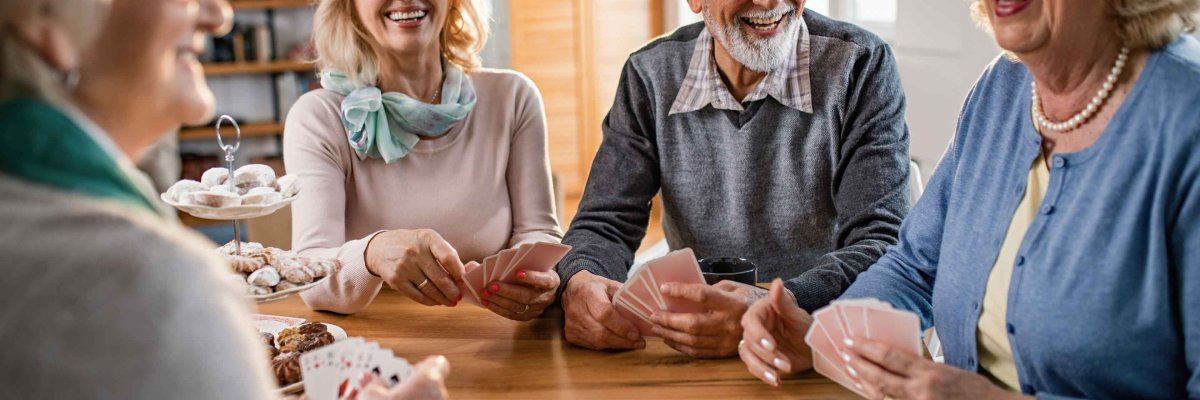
[258,290,857,399]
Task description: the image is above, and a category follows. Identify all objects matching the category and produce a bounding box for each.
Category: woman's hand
[479,268,560,321]
[739,279,813,386]
[340,356,452,400]
[844,337,1029,400]
[365,229,466,307]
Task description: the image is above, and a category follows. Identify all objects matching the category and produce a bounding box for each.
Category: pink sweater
[283,69,563,314]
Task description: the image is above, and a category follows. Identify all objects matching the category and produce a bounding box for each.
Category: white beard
[704,4,800,73]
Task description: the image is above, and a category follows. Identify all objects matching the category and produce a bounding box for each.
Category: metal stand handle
[215,116,243,255]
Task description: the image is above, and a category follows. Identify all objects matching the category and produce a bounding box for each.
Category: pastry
[200,167,229,188]
[247,266,281,287]
[185,190,241,208]
[261,332,279,358]
[276,174,300,198]
[272,352,302,386]
[274,281,302,291]
[209,184,237,194]
[248,285,273,296]
[241,189,282,206]
[278,257,314,284]
[165,179,205,203]
[217,240,265,256]
[223,253,264,273]
[234,164,277,192]
[279,329,332,353]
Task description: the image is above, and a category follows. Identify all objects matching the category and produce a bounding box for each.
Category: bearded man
[554,0,912,358]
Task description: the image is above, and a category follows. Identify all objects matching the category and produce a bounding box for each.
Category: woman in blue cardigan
[738,0,1200,398]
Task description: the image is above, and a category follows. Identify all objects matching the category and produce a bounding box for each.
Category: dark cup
[697,257,758,286]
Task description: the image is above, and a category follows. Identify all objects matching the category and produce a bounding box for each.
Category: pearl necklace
[1031,46,1129,133]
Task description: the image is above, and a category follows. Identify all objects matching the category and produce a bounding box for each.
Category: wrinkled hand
[339,356,452,400]
[562,270,645,350]
[739,279,812,386]
[480,267,560,321]
[844,337,1028,400]
[650,280,768,358]
[365,229,465,307]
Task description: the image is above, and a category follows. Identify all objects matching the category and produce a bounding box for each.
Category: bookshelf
[179,121,284,141]
[202,60,315,76]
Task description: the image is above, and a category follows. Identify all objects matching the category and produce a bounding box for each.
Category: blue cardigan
[842,36,1200,399]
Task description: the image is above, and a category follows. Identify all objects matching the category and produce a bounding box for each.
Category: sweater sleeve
[785,43,911,312]
[505,74,564,248]
[283,91,384,315]
[557,60,660,289]
[1173,130,1200,398]
[837,73,982,328]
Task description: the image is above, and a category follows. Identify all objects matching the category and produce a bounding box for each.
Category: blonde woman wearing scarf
[286,0,563,319]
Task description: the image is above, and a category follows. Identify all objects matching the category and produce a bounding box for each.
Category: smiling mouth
[740,11,790,31]
[386,9,428,23]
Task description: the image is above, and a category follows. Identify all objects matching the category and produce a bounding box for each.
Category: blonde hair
[971,0,1200,50]
[313,0,490,87]
[0,0,107,102]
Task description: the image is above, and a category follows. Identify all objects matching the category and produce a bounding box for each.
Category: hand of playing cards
[611,248,707,336]
[805,299,922,397]
[300,337,417,400]
[456,242,571,307]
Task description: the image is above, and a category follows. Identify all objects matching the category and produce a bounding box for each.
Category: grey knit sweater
[0,174,277,399]
[557,13,911,312]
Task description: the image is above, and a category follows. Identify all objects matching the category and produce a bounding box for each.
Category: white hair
[703,2,800,73]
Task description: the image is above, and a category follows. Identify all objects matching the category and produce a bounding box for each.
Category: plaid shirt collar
[669,18,814,115]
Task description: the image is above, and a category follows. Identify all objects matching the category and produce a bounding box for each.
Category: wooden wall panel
[511,0,664,219]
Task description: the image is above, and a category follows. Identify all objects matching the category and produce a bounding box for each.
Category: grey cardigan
[557,13,911,311]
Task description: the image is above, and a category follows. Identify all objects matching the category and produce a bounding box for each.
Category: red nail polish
[482,300,490,306]
[482,291,491,299]
[516,270,527,280]
[489,283,501,292]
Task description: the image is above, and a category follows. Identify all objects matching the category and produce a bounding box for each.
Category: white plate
[160,192,297,220]
[250,275,329,304]
[254,314,348,395]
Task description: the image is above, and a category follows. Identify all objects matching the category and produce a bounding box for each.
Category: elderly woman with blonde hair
[738,0,1200,398]
[285,0,563,319]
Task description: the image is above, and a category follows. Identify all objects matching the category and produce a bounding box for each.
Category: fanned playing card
[302,337,413,399]
[500,242,572,283]
[643,249,706,313]
[805,299,922,397]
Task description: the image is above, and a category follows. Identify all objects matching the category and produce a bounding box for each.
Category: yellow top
[976,152,1050,391]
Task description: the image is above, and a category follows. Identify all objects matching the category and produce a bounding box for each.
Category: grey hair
[0,0,108,103]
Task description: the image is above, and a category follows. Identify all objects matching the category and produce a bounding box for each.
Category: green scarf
[0,98,158,214]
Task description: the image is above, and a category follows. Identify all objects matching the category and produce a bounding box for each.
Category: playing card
[813,344,869,397]
[381,356,414,387]
[864,306,922,356]
[813,307,850,358]
[490,248,518,283]
[615,289,656,321]
[644,249,706,313]
[836,303,869,342]
[628,273,666,311]
[458,262,482,306]
[302,338,363,400]
[500,242,571,283]
[614,297,658,337]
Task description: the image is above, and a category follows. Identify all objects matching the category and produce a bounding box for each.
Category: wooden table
[258,290,857,399]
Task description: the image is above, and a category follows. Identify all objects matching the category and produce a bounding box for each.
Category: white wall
[890,1,999,181]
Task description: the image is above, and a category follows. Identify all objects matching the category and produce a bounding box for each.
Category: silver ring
[517,304,530,314]
[416,278,431,290]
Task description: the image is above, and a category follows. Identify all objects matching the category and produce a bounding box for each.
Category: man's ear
[688,0,703,14]
[11,16,80,71]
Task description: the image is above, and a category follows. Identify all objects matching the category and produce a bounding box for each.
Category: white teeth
[387,10,427,22]
[741,13,786,29]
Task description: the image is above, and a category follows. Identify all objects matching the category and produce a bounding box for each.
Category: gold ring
[517,304,530,314]
[416,278,431,290]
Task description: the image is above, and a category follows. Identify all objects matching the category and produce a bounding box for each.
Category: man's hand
[739,279,813,386]
[561,270,645,350]
[649,280,768,358]
[365,229,465,307]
